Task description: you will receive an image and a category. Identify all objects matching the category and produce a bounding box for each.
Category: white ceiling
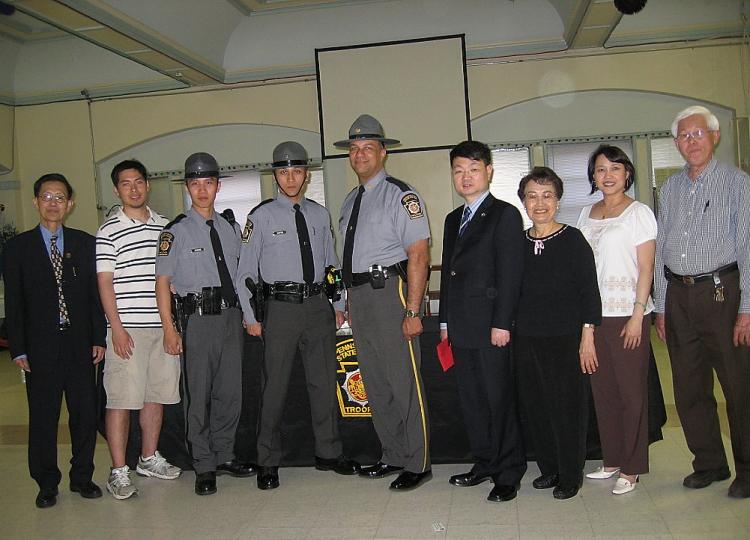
[0,0,746,105]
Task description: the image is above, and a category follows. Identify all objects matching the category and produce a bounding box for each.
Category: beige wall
[468,44,748,118]
[9,43,748,246]
[0,104,13,173]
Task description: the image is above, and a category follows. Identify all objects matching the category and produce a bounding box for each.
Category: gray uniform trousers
[348,276,431,473]
[183,306,243,474]
[257,294,343,466]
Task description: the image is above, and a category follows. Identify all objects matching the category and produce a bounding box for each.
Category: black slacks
[515,333,589,488]
[25,330,97,489]
[452,343,527,485]
[666,269,750,480]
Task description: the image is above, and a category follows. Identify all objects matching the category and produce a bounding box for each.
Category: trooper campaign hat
[269,141,312,169]
[333,114,401,148]
[184,152,230,181]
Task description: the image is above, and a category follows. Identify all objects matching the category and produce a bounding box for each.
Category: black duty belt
[181,287,238,316]
[349,262,406,288]
[262,281,324,303]
[665,262,738,285]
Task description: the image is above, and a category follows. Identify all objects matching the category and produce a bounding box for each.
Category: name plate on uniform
[335,336,371,418]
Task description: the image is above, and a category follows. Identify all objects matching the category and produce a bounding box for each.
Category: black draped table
[109,317,667,470]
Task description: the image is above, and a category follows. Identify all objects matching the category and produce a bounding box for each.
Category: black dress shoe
[552,484,579,500]
[728,478,750,498]
[315,455,361,475]
[683,467,731,489]
[359,462,403,479]
[389,470,432,491]
[35,487,58,508]
[217,460,257,477]
[70,481,103,499]
[195,472,217,495]
[487,484,518,502]
[257,466,280,490]
[449,471,489,487]
[532,473,559,489]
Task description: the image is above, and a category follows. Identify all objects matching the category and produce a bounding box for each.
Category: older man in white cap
[654,105,750,498]
[337,114,432,491]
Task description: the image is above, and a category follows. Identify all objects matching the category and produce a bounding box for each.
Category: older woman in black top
[515,167,601,499]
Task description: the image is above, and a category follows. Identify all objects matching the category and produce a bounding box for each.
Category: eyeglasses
[39,192,68,203]
[675,129,714,142]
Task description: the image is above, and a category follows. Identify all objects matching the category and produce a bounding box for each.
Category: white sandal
[586,467,620,479]
[612,475,638,495]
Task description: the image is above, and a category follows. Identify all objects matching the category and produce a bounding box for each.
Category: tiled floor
[1,331,748,539]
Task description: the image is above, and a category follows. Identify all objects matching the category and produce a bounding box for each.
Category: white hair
[671,105,720,137]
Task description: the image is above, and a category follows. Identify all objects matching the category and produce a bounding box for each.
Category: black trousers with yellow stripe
[348,276,430,474]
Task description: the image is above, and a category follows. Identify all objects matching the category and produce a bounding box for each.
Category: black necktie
[293,203,315,284]
[342,186,365,287]
[206,219,235,302]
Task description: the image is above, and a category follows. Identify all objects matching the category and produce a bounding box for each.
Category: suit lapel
[32,225,56,278]
[451,195,495,262]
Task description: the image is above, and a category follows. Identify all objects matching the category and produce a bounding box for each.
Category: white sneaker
[136,451,182,480]
[107,466,138,500]
[612,476,638,495]
[586,467,620,479]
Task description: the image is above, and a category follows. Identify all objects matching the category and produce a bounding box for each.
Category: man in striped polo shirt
[96,160,181,500]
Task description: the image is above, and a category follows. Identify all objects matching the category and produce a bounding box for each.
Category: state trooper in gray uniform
[155,152,256,496]
[336,114,432,491]
[236,142,359,490]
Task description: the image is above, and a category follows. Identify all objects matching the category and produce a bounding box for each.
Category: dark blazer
[2,225,106,371]
[439,194,524,349]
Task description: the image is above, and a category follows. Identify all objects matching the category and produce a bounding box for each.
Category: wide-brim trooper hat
[264,141,320,171]
[333,114,401,148]
[183,152,231,180]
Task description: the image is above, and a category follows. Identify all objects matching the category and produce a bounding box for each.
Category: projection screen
[316,34,470,158]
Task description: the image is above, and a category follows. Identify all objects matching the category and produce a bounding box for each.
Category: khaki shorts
[104,328,180,409]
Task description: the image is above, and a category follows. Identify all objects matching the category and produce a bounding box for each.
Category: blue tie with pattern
[458,206,472,237]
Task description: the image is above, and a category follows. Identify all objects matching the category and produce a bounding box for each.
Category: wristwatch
[404,309,422,318]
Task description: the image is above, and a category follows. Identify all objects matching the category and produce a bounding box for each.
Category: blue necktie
[458,206,472,237]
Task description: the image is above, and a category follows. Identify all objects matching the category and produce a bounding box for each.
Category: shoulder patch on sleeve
[158,231,174,256]
[164,213,186,230]
[241,216,254,243]
[401,193,424,220]
[385,176,410,192]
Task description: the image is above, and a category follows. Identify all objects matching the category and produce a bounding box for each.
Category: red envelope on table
[436,338,454,372]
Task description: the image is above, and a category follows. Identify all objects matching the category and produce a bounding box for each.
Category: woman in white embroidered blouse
[576,144,657,496]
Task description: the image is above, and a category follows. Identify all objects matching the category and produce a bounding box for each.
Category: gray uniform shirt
[339,169,430,273]
[236,195,343,324]
[155,207,241,296]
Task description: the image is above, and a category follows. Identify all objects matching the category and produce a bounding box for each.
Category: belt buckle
[684,276,695,285]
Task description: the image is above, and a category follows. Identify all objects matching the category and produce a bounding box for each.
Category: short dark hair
[450,140,492,166]
[34,173,74,198]
[111,159,148,186]
[587,144,635,194]
[517,166,564,201]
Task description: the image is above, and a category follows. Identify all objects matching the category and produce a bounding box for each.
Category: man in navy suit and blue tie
[3,173,106,508]
[439,141,527,502]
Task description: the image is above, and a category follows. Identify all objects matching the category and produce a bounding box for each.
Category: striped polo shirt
[96,207,168,328]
